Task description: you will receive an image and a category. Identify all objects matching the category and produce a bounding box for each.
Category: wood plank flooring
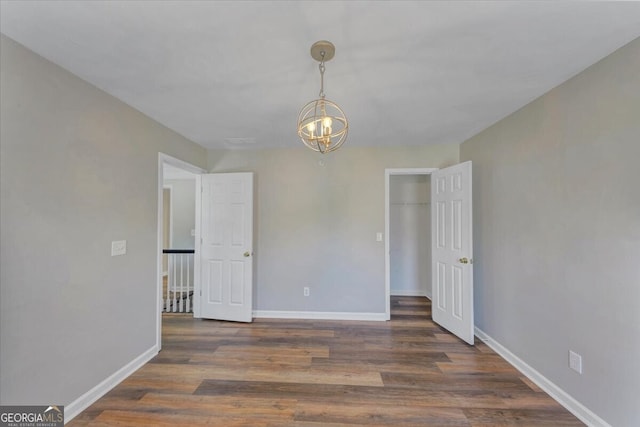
[69,297,583,426]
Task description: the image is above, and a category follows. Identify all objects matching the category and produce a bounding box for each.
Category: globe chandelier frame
[297,41,348,154]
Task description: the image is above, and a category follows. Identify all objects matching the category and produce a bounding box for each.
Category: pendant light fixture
[297,40,348,154]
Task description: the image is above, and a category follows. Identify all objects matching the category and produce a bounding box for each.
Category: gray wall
[460,38,640,427]
[390,175,431,297]
[164,179,196,249]
[0,35,207,405]
[208,145,458,314]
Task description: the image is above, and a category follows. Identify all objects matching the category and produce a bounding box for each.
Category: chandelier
[297,41,348,154]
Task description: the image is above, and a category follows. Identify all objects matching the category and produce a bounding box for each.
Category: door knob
[459,257,469,264]
[244,251,251,257]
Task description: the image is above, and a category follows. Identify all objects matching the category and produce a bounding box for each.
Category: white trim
[64,345,158,423]
[390,290,428,297]
[474,326,612,427]
[157,153,205,351]
[163,185,174,249]
[253,310,387,322]
[162,185,173,276]
[385,168,438,321]
[193,174,202,318]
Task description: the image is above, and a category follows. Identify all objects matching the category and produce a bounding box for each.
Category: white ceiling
[1,1,639,150]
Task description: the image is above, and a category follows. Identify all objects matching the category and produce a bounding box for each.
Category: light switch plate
[569,350,582,374]
[111,240,126,256]
[376,232,383,242]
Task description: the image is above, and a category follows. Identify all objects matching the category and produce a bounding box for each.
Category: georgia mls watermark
[0,406,63,427]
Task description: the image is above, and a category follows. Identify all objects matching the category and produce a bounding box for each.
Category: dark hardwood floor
[69,297,583,426]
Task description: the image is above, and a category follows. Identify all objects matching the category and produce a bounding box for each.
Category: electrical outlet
[303,287,310,297]
[569,350,583,374]
[111,240,126,256]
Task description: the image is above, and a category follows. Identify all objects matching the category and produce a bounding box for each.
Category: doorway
[384,168,437,319]
[389,174,431,297]
[156,153,205,351]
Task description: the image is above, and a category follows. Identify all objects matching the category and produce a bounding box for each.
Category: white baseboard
[390,290,428,297]
[64,345,158,423]
[474,327,611,427]
[253,310,387,321]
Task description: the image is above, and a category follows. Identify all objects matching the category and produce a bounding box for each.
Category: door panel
[436,261,446,310]
[230,261,245,304]
[436,201,446,248]
[207,261,223,303]
[197,173,253,322]
[431,161,474,345]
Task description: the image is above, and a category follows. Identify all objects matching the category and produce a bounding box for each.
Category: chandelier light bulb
[307,122,316,134]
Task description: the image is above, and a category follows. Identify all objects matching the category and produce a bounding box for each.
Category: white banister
[162,249,194,313]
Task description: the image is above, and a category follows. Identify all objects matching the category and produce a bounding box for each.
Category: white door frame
[385,168,438,320]
[156,153,205,351]
[162,185,173,276]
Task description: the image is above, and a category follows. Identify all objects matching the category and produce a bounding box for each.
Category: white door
[195,173,253,322]
[431,161,474,345]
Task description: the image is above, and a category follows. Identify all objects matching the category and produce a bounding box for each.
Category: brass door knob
[244,251,251,257]
[459,257,469,264]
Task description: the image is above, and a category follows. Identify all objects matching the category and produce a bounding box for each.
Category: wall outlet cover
[111,240,127,256]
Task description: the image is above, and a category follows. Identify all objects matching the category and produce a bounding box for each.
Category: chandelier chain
[318,51,326,99]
